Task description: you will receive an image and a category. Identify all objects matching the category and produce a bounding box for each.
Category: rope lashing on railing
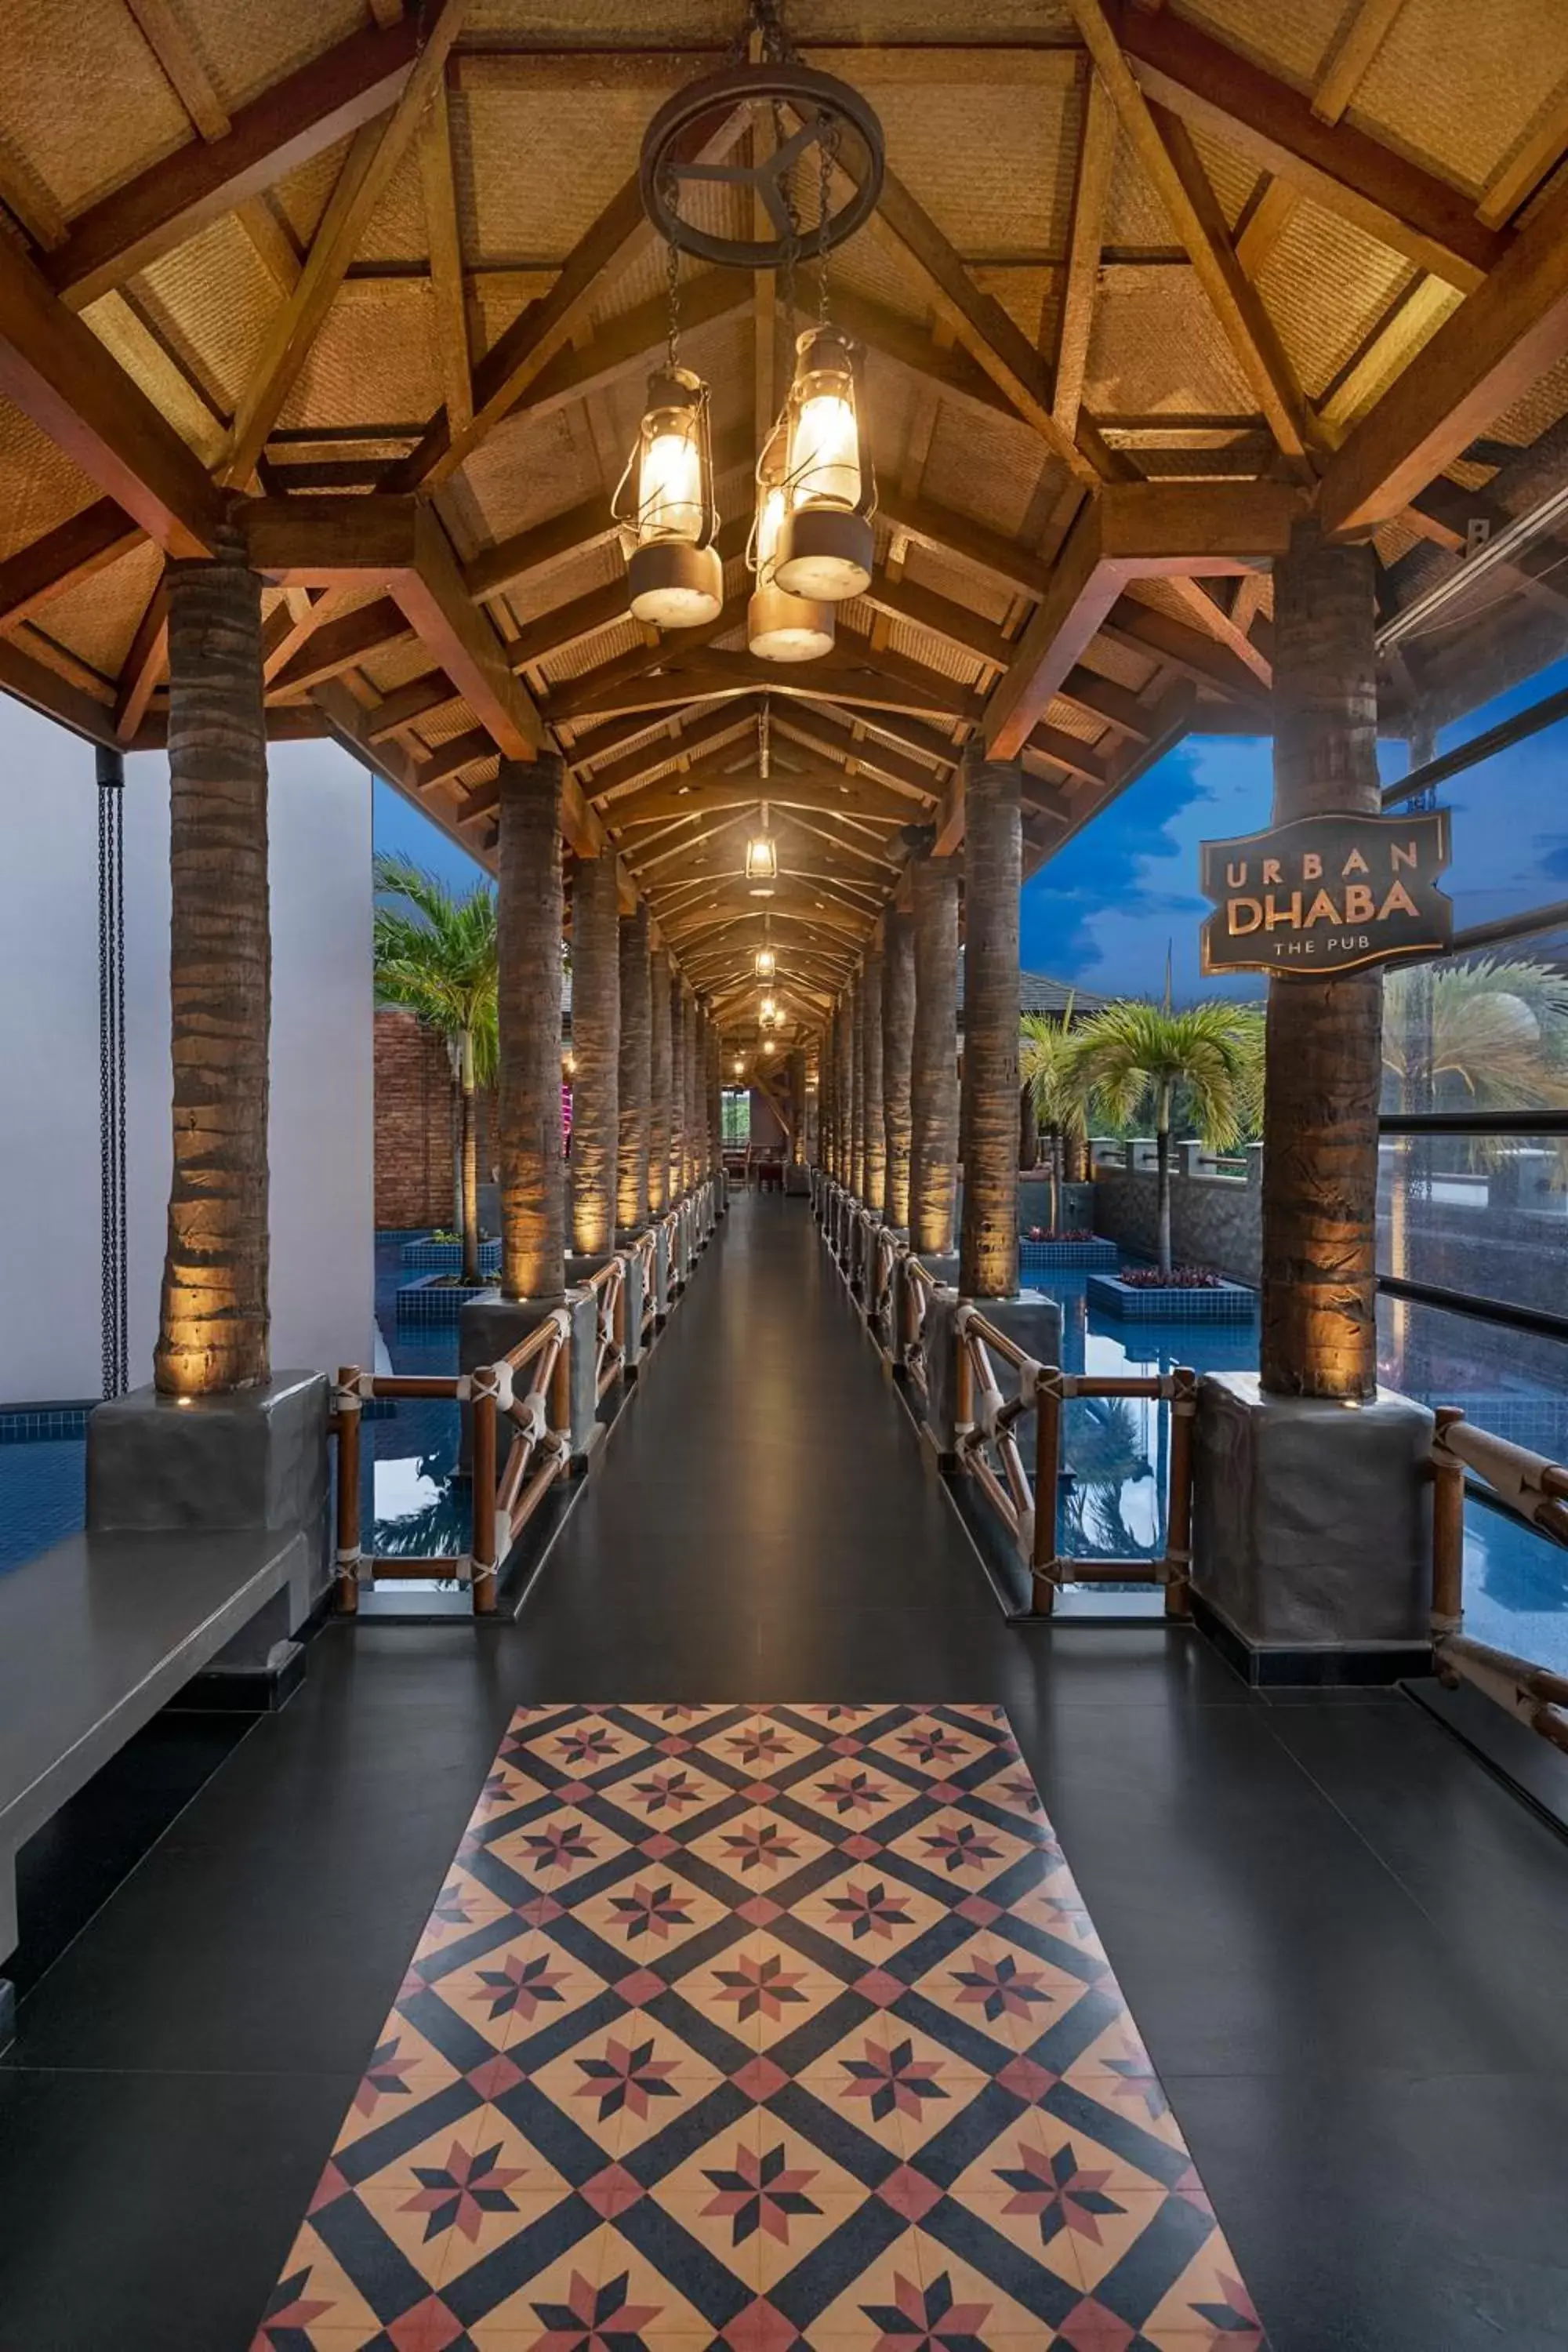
[1428,1406,1568,1749]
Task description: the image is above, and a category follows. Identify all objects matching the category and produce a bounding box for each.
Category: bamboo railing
[1429,1407,1568,1755]
[953,1308,1196,1617]
[584,1254,626,1399]
[333,1308,573,1617]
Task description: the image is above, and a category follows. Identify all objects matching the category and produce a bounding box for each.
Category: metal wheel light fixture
[632,1,883,633]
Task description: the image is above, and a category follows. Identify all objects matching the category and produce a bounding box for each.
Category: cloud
[1021,732,1272,1000]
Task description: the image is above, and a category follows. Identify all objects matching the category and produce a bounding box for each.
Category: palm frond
[1060,996,1264,1149]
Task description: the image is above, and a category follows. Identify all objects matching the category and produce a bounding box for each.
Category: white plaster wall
[0,704,374,1403]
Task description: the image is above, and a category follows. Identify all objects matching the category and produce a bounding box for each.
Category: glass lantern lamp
[772,327,874,602]
[759,994,778,1026]
[755,945,777,980]
[747,423,834,662]
[613,365,724,627]
[744,806,778,891]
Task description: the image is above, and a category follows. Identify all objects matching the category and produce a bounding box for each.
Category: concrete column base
[923,1290,1062,1463]
[86,1371,330,1638]
[459,1290,601,1469]
[1191,1371,1435,1682]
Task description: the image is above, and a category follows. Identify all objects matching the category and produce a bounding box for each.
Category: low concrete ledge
[0,1523,299,2005]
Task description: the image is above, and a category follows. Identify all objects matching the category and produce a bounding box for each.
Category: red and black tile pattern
[255,1704,1266,2350]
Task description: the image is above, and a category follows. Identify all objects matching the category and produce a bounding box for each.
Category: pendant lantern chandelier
[755,942,777,980]
[623,0,882,658]
[759,993,779,1025]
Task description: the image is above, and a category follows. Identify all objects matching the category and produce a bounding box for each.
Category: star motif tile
[252,1704,1268,2349]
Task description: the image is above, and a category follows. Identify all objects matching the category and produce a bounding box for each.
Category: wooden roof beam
[1319,172,1568,537]
[0,234,226,554]
[983,481,1301,753]
[0,498,141,629]
[867,167,1106,485]
[1107,0,1501,292]
[43,17,424,310]
[394,504,544,760]
[220,1,471,487]
[396,103,748,489]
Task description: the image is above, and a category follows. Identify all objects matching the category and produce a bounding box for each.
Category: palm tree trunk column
[959,750,1022,1298]
[1261,518,1383,1399]
[155,521,270,1395]
[883,912,914,1231]
[669,971,687,1202]
[617,905,651,1232]
[691,988,710,1195]
[824,1010,840,1178]
[862,949,886,1216]
[498,754,564,1299]
[649,946,671,1217]
[706,1022,722,1187]
[788,1049,808,1164]
[850,975,866,1201]
[909,855,960,1256]
[836,997,854,1189]
[569,854,619,1256]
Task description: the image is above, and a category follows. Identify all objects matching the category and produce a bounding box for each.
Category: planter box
[1018,1237,1119,1271]
[400,1236,501,1273]
[1087,1272,1256,1322]
[395,1273,497,1325]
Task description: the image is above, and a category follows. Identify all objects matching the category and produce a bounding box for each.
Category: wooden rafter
[419,81,473,433]
[984,481,1301,754]
[1053,68,1117,440]
[0,235,225,553]
[0,499,141,630]
[221,0,471,488]
[1107,0,1500,292]
[1319,172,1568,537]
[45,17,423,310]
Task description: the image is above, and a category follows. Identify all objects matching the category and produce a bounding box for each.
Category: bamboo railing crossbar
[1430,1406,1568,1755]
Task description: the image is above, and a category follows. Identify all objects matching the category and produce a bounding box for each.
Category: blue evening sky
[373,652,1568,1002]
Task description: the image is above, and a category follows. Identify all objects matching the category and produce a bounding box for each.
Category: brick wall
[375,1010,457,1229]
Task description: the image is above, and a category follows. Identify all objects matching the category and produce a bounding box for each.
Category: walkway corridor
[1,1196,1566,2349]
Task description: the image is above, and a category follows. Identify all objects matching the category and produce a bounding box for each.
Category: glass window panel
[1378,1133,1568,1319]
[1381,945,1568,1116]
[1375,1292,1568,1458]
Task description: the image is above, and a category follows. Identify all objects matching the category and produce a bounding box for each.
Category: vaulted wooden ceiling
[3,0,1568,1048]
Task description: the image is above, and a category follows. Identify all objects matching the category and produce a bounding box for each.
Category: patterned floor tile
[253,1706,1268,2352]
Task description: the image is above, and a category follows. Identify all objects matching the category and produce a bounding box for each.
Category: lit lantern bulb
[755,946,776,980]
[762,1038,775,1055]
[791,393,861,512]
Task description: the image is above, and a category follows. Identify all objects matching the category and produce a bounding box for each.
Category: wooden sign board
[1200,809,1451,978]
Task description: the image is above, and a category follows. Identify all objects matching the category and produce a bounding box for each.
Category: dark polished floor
[2,1193,1567,2348]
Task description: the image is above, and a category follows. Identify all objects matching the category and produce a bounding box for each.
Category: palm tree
[1020,1002,1087,1233]
[373,853,497,1287]
[960,759,1022,1296]
[1065,999,1265,1277]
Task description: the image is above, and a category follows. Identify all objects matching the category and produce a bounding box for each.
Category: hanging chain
[97,756,128,1399]
[817,112,839,324]
[664,221,681,371]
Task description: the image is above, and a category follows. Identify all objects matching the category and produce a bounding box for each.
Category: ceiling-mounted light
[733,1055,745,1077]
[612,364,724,628]
[747,421,834,662]
[759,994,779,1025]
[772,328,875,603]
[762,1038,775,1056]
[755,945,776,980]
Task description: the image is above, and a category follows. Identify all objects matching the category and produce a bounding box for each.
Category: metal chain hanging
[96,746,129,1399]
